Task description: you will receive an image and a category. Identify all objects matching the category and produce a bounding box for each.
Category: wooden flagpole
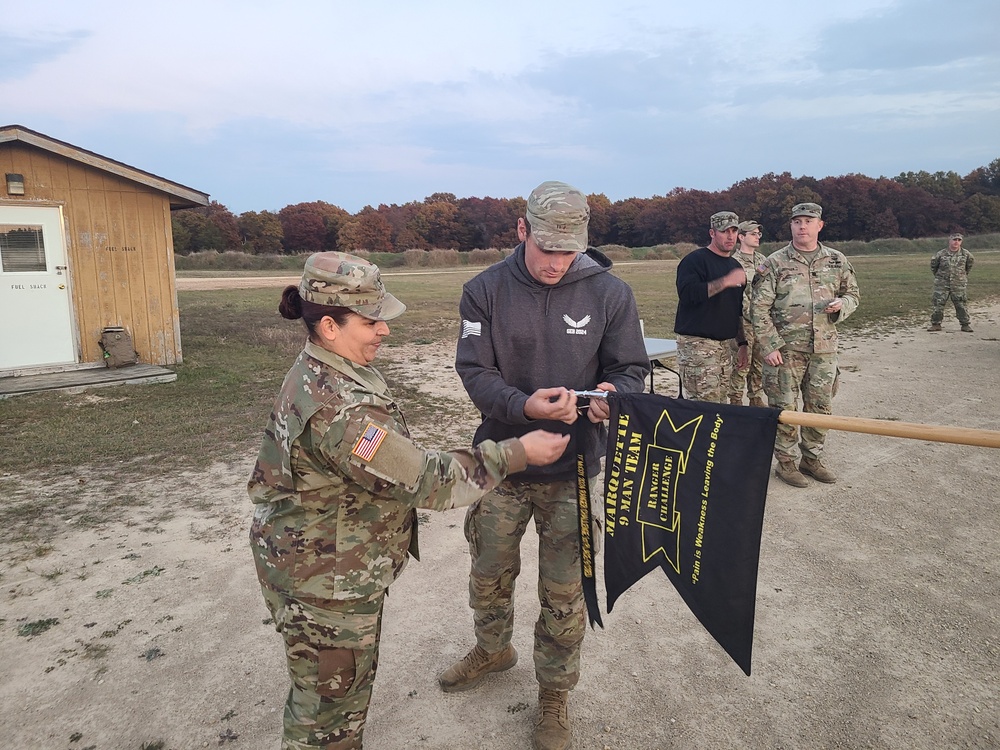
[778,411,1000,449]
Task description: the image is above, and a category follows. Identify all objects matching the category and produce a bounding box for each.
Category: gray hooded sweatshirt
[456,243,650,482]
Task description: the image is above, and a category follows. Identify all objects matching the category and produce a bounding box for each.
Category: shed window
[0,225,46,272]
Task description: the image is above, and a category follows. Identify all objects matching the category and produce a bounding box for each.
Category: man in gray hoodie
[438,181,649,750]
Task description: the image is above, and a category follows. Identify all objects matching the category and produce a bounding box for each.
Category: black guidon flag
[602,392,778,675]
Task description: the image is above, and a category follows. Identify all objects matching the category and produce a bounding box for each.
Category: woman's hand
[519,430,571,466]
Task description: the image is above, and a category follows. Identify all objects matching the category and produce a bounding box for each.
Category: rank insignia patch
[352,423,388,461]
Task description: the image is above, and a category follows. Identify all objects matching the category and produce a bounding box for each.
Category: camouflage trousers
[258,586,383,750]
[464,476,601,691]
[931,286,970,325]
[676,334,735,404]
[763,350,838,462]
[728,325,764,403]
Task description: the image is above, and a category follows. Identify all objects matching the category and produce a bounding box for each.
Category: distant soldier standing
[728,221,768,407]
[673,210,749,403]
[928,233,974,332]
[752,202,860,488]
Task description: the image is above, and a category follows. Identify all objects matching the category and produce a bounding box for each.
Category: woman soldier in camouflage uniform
[249,252,568,749]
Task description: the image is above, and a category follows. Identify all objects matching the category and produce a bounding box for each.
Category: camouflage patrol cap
[299,252,406,321]
[710,211,739,231]
[950,232,963,240]
[791,202,823,218]
[526,180,590,252]
[738,220,761,235]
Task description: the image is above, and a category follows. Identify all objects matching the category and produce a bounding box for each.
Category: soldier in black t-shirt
[673,211,748,403]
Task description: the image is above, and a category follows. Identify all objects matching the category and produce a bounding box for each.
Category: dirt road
[1,306,998,749]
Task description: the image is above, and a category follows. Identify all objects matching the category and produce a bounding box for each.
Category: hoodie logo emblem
[563,314,591,335]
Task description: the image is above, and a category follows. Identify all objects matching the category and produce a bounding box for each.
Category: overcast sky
[3,0,998,214]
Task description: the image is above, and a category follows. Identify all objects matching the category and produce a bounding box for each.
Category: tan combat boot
[961,324,974,333]
[749,397,766,408]
[775,459,809,488]
[927,323,942,331]
[799,457,837,483]
[534,688,571,750]
[438,644,517,693]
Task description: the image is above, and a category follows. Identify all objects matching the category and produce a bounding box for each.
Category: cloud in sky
[2,0,998,213]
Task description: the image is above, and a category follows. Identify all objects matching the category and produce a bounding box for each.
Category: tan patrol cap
[738,221,761,235]
[526,181,590,252]
[950,232,964,240]
[791,202,823,218]
[299,252,406,321]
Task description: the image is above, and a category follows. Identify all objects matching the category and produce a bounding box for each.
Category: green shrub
[174,233,999,272]
[365,251,406,268]
[758,233,1000,256]
[957,232,1000,250]
[175,250,310,271]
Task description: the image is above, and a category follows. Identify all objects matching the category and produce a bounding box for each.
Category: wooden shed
[0,124,209,378]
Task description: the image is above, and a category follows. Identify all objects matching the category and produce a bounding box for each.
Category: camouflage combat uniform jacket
[249,341,526,605]
[752,242,860,355]
[931,247,974,293]
[734,249,767,323]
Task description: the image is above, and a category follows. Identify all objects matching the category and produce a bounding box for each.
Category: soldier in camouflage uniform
[751,203,860,488]
[673,211,749,403]
[728,221,768,406]
[249,252,568,750]
[928,233,974,332]
[442,182,649,750]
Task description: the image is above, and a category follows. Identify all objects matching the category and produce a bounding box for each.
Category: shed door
[0,205,76,370]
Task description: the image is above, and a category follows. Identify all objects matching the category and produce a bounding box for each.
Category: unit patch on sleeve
[352,422,388,461]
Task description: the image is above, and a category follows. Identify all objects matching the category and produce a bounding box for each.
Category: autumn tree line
[171,160,1000,256]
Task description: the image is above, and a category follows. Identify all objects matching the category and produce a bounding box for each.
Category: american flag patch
[461,320,482,338]
[352,423,388,461]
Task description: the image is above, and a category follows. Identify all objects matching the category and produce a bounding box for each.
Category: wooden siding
[1,142,182,365]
